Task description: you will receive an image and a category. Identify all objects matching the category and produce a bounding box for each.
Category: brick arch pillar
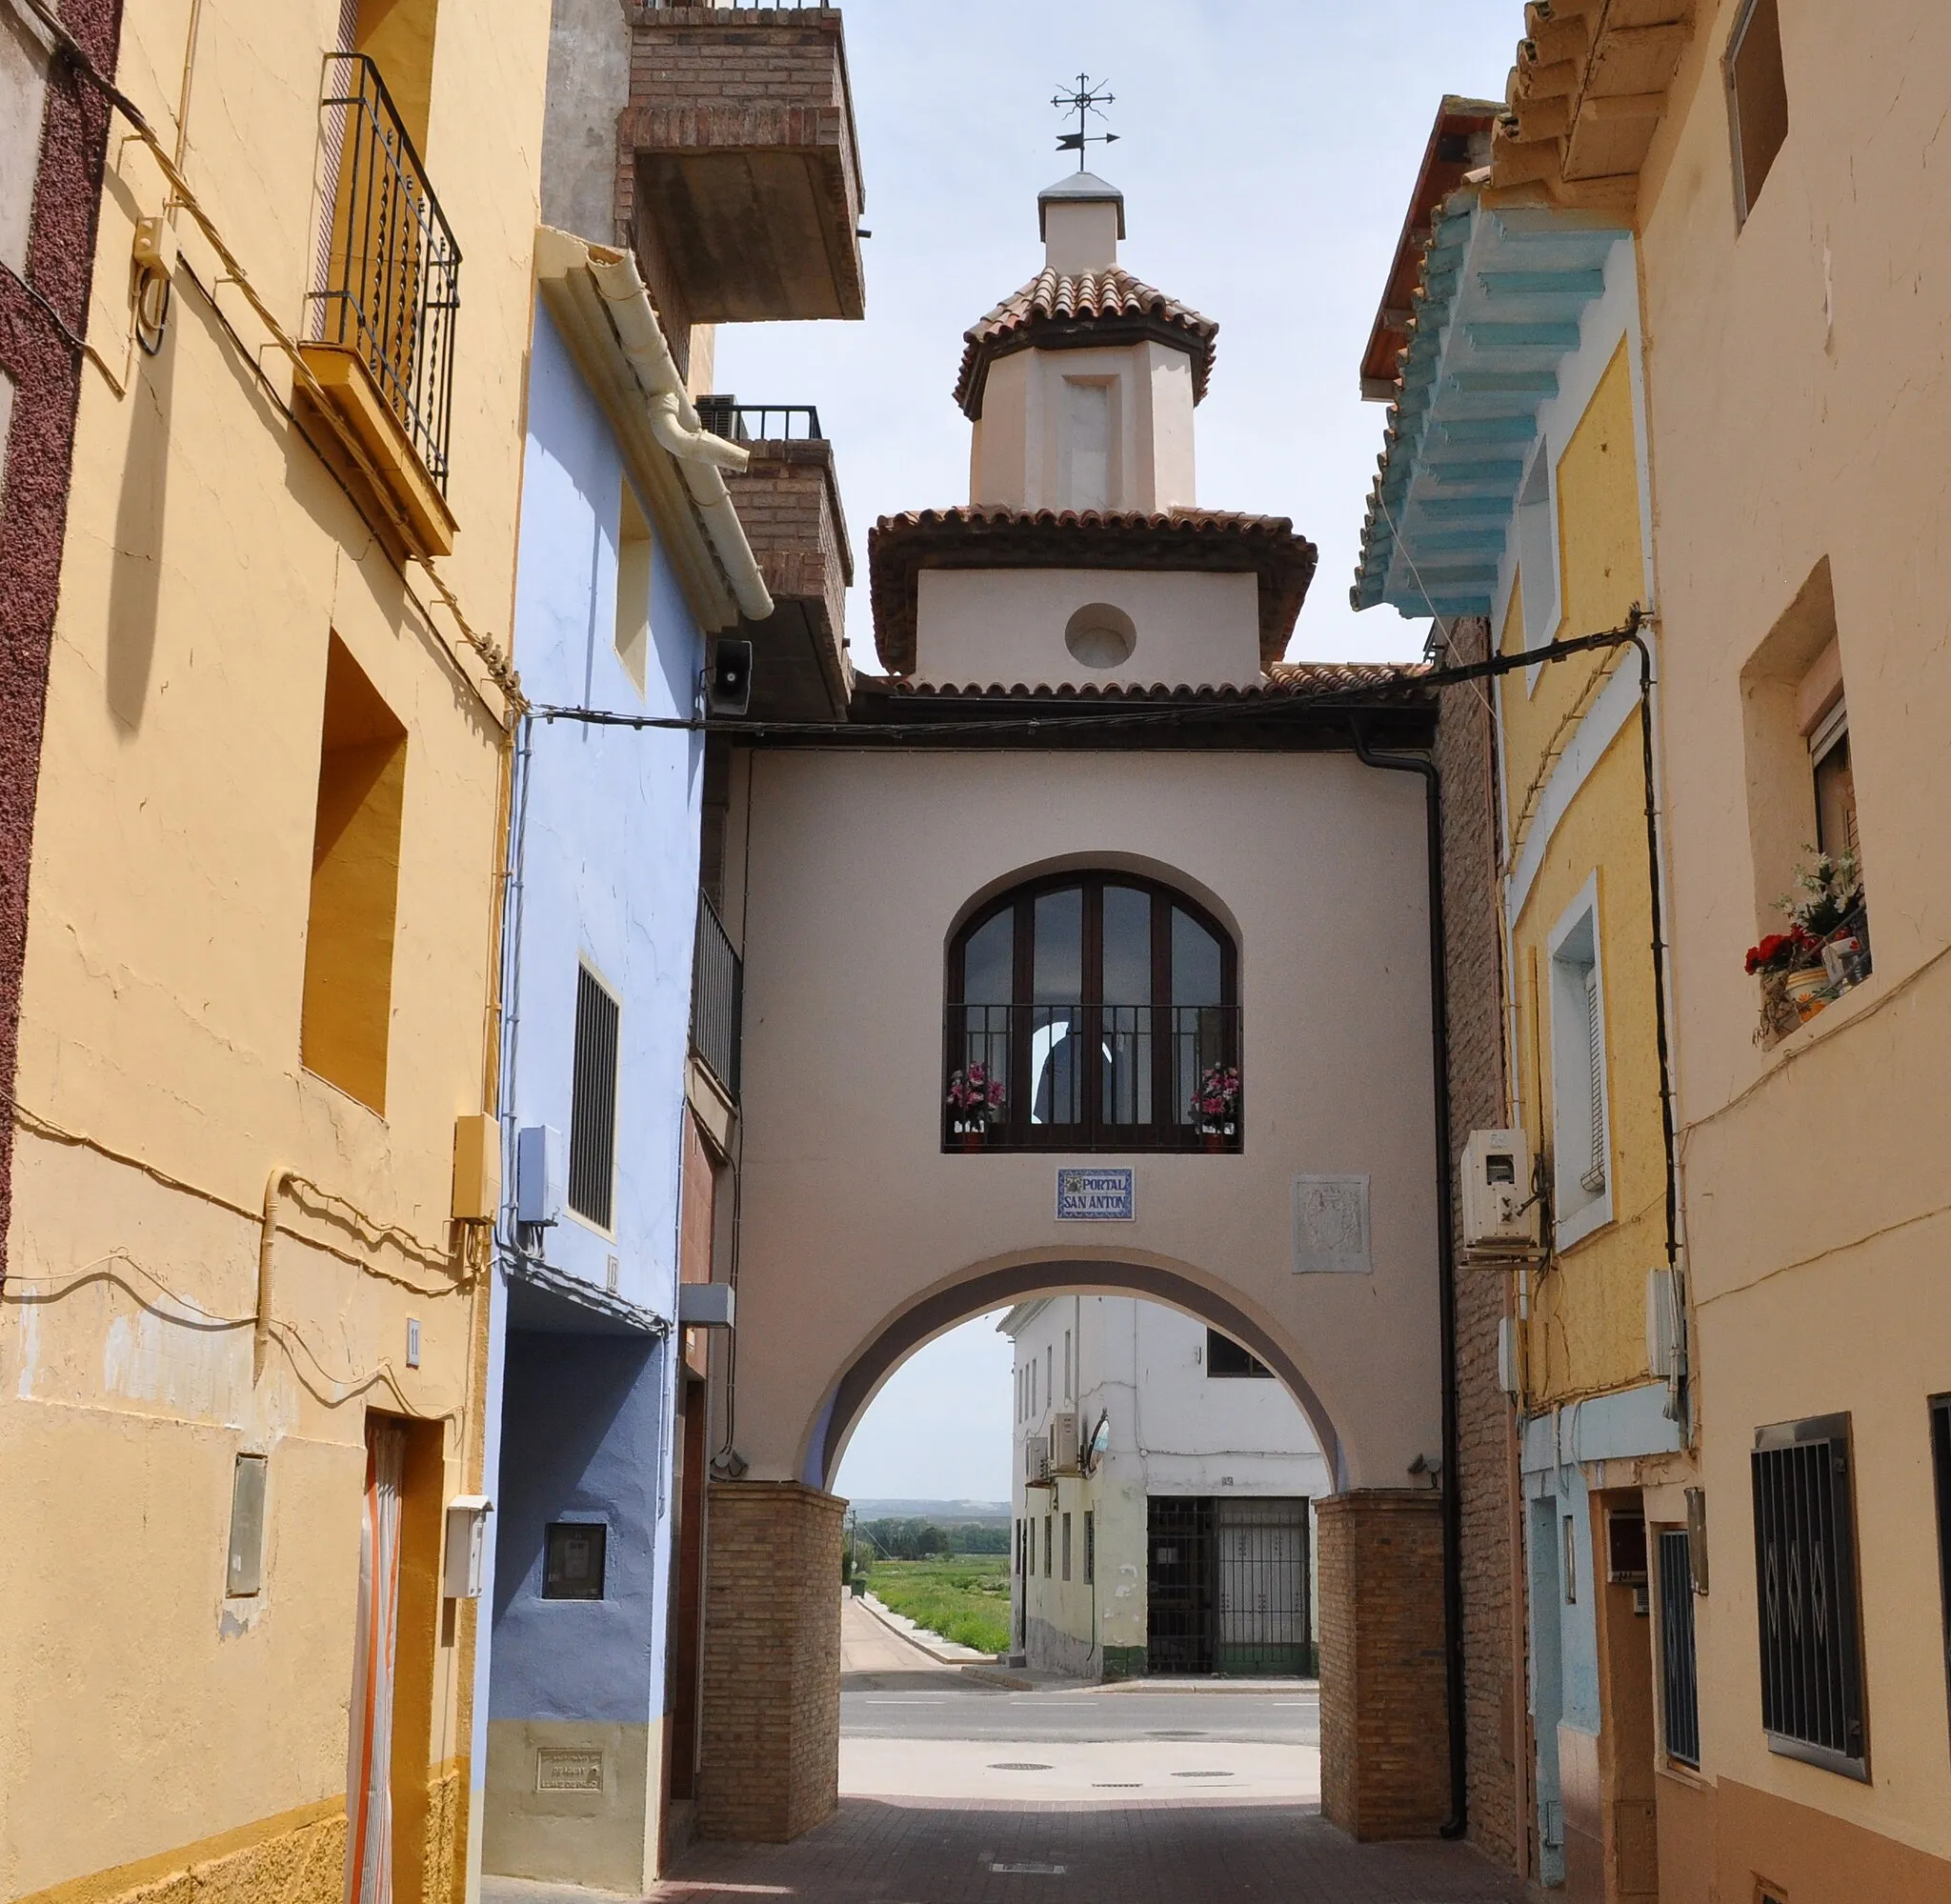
[695,1480,846,1843]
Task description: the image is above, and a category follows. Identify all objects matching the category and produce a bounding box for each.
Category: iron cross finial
[1052,72,1117,172]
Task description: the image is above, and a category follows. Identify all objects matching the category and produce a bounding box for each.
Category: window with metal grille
[1751,1413,1868,1779]
[1062,1512,1072,1581]
[1548,884,1610,1242]
[1084,1511,1096,1585]
[568,964,621,1230]
[1932,1395,1951,1726]
[1043,1515,1053,1578]
[1658,1528,1700,1767]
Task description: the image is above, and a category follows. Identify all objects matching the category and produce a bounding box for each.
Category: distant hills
[844,1497,1011,1525]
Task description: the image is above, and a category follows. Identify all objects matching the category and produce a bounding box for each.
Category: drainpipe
[583,251,774,625]
[1348,719,1469,1842]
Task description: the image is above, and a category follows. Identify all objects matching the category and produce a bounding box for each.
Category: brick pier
[697,1480,846,1841]
[1317,1489,1452,1840]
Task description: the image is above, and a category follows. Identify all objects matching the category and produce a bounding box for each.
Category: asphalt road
[842,1679,1321,1746]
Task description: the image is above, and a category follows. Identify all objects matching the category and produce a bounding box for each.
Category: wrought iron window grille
[1751,1413,1869,1780]
[691,893,743,1099]
[1658,1527,1701,1767]
[312,52,461,491]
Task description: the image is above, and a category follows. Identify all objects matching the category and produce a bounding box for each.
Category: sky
[743,1,1525,1505]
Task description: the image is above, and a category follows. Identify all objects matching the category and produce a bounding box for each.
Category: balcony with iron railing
[298,51,460,558]
[942,1004,1243,1153]
[691,893,743,1101]
[694,399,823,443]
[703,394,853,720]
[625,3,863,327]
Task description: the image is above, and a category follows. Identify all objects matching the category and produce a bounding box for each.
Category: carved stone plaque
[1292,1174,1371,1274]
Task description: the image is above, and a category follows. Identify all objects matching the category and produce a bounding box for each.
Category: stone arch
[800,1252,1347,1493]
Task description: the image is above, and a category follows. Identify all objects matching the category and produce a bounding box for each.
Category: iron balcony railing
[692,894,743,1099]
[312,52,461,490]
[943,1003,1241,1153]
[694,397,825,443]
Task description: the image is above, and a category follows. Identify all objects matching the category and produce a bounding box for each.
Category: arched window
[944,872,1240,1152]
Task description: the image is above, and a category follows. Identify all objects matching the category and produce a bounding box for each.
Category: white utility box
[514,1125,564,1227]
[1023,1434,1051,1485]
[1047,1410,1079,1473]
[1461,1128,1539,1256]
[442,1494,493,1599]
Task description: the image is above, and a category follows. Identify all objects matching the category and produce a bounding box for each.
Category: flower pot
[1784,967,1830,1020]
[1200,1132,1226,1154]
[955,1130,984,1152]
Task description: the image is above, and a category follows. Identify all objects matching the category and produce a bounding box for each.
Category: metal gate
[1147,1495,1313,1676]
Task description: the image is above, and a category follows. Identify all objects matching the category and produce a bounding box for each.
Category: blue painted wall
[500,303,704,1326]
[488,1333,666,1721]
[473,299,708,1754]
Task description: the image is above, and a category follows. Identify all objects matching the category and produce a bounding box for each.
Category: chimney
[1039,172,1125,276]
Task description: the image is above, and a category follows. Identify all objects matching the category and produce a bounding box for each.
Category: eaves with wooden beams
[1485,0,1694,213]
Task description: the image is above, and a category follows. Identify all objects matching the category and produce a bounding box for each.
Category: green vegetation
[867,1555,1012,1656]
[857,1516,1010,1558]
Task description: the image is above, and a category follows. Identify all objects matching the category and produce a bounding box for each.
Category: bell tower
[958,174,1213,518]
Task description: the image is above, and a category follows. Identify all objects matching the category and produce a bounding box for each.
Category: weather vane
[1052,73,1117,171]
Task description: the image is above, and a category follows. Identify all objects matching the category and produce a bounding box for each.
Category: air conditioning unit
[1048,1411,1079,1474]
[1023,1435,1051,1486]
[1461,1129,1539,1257]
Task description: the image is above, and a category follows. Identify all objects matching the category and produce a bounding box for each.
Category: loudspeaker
[707,638,753,717]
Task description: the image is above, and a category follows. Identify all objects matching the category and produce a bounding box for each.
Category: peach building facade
[1478,2,1951,1897]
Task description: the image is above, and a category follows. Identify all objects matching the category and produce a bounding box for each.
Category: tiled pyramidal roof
[953,268,1219,418]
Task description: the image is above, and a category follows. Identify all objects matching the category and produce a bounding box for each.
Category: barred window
[1931,1395,1951,1727]
[568,964,621,1231]
[1658,1528,1700,1767]
[1751,1413,1867,1779]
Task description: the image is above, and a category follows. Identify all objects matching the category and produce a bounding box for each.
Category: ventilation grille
[569,965,620,1230]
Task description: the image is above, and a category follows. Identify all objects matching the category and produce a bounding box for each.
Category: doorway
[345,1413,444,1904]
[1147,1495,1312,1676]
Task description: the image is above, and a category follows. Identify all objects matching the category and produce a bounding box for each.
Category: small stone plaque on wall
[1293,1174,1371,1274]
[535,1747,605,1794]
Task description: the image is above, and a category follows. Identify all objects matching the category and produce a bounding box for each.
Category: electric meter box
[1461,1128,1539,1255]
[443,1495,493,1600]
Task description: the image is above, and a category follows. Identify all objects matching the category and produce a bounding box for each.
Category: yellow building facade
[1356,159,1689,1896]
[0,2,547,1901]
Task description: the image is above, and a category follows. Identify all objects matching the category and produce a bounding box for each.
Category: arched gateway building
[694,173,1455,1843]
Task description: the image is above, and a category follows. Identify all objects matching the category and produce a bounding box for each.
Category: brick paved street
[651,1796,1531,1902]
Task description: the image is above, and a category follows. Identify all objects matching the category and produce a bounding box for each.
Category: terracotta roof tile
[954,268,1218,418]
[868,506,1317,677]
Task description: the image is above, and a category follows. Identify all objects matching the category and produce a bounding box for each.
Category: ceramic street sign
[1056,1166,1136,1221]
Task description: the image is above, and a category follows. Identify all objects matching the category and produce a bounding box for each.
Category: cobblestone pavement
[652,1796,1533,1902]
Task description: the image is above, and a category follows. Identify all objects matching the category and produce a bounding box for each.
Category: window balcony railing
[310,51,460,495]
[692,893,743,1100]
[694,398,824,443]
[943,1004,1241,1154]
